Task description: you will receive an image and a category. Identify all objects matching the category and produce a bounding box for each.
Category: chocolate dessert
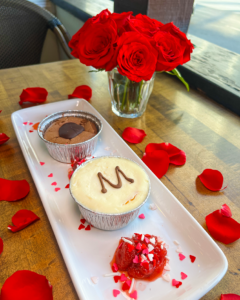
[44,116,98,144]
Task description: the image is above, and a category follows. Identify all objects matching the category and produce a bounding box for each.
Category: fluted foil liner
[38,110,102,163]
[69,156,151,231]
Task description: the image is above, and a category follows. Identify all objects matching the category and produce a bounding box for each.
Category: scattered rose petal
[0,133,10,145]
[221,294,240,300]
[120,274,128,282]
[65,184,70,188]
[133,255,139,263]
[112,263,118,272]
[48,173,53,177]
[23,122,28,125]
[122,127,146,144]
[0,178,30,201]
[138,214,145,219]
[78,224,85,230]
[172,279,182,288]
[179,253,186,261]
[80,219,86,224]
[162,273,171,282]
[68,85,92,100]
[113,289,120,297]
[0,237,3,255]
[85,225,91,231]
[29,130,33,133]
[114,276,121,283]
[129,290,137,300]
[180,272,188,280]
[51,182,57,186]
[91,276,98,284]
[54,188,60,192]
[149,203,157,210]
[29,122,33,126]
[221,204,232,218]
[198,169,227,191]
[0,270,53,300]
[40,162,45,166]
[32,122,40,130]
[19,88,48,105]
[190,255,196,263]
[142,150,169,178]
[8,210,40,232]
[164,263,171,271]
[206,210,240,244]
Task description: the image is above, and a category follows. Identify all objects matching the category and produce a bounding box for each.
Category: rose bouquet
[69,9,194,118]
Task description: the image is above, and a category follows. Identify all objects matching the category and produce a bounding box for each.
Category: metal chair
[0,0,73,69]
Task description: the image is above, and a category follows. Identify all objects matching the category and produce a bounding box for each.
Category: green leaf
[88,68,105,73]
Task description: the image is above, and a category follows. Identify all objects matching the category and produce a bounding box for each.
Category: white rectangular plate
[12,99,227,300]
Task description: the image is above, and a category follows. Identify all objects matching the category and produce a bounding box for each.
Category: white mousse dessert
[70,157,150,214]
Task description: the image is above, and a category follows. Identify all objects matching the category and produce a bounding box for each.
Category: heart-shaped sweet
[59,122,84,139]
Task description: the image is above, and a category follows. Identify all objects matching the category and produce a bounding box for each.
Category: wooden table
[0,60,240,299]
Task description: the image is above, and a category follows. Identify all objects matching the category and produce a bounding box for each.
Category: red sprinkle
[40,162,45,166]
[55,188,60,192]
[65,184,69,188]
[48,173,53,177]
[78,224,85,230]
[29,130,33,133]
[190,255,196,263]
[85,225,91,231]
[51,182,57,186]
[112,263,118,272]
[128,244,135,252]
[113,276,121,283]
[138,213,145,219]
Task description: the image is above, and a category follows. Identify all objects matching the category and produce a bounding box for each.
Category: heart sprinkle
[120,274,128,282]
[133,255,139,263]
[40,162,45,166]
[91,276,98,284]
[85,225,91,231]
[172,279,182,288]
[113,289,120,297]
[54,188,60,192]
[176,246,182,253]
[148,244,154,252]
[65,184,70,188]
[162,274,171,282]
[142,248,149,255]
[149,237,156,244]
[136,243,142,250]
[149,203,157,210]
[80,219,86,224]
[112,263,118,272]
[181,272,188,280]
[138,213,145,219]
[29,122,33,125]
[129,290,137,300]
[51,182,57,186]
[179,253,186,261]
[190,255,196,263]
[164,263,171,271]
[23,122,28,125]
[48,173,53,177]
[29,130,33,133]
[113,276,121,283]
[78,224,85,230]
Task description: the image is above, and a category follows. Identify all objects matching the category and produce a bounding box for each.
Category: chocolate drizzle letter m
[97,166,134,193]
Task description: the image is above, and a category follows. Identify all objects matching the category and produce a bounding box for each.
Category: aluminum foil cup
[38,110,102,163]
[69,156,151,230]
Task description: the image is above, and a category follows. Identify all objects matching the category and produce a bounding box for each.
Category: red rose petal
[51,182,57,186]
[8,210,40,232]
[0,270,53,300]
[189,255,196,263]
[198,169,227,191]
[221,204,232,218]
[113,289,120,297]
[122,127,146,144]
[142,150,169,178]
[169,150,186,166]
[0,133,10,145]
[221,294,240,300]
[129,290,137,300]
[40,162,45,166]
[0,178,30,201]
[78,224,85,230]
[48,173,53,177]
[206,210,240,244]
[54,188,60,192]
[85,225,91,231]
[180,272,188,280]
[80,219,86,224]
[0,237,3,255]
[145,143,181,157]
[65,184,69,188]
[113,276,121,283]
[172,279,182,288]
[19,87,48,105]
[68,85,92,101]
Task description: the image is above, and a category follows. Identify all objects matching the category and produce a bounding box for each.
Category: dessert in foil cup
[69,156,151,230]
[38,110,102,163]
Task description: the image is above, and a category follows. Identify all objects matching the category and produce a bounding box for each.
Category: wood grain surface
[0,60,240,299]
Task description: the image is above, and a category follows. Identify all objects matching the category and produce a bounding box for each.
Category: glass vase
[107,69,155,118]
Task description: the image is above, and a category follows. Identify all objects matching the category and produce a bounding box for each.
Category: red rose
[125,14,163,38]
[154,22,194,71]
[107,32,158,82]
[111,12,133,36]
[69,9,118,70]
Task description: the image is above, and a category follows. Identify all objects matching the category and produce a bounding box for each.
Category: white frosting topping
[71,157,149,214]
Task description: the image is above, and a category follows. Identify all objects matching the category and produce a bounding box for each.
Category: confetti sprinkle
[179,253,186,261]
[65,184,69,188]
[164,263,171,271]
[176,246,182,253]
[172,279,182,288]
[113,289,120,297]
[51,182,57,186]
[85,225,91,231]
[129,290,137,300]
[190,255,196,263]
[54,188,60,192]
[40,162,45,166]
[120,274,128,282]
[78,224,85,230]
[138,214,145,219]
[180,272,188,280]
[48,173,53,177]
[162,273,171,282]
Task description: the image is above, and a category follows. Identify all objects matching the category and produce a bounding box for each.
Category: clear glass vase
[108,69,155,118]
